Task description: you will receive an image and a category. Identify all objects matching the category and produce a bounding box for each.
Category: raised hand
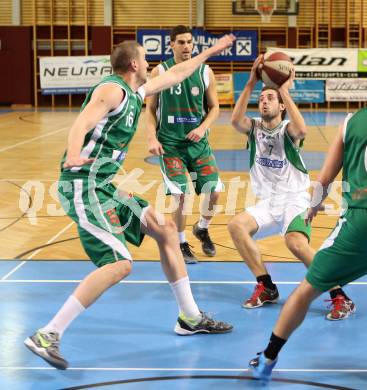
[249,55,264,85]
[279,67,295,91]
[209,33,236,56]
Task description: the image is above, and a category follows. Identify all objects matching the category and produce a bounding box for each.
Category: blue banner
[291,79,325,103]
[233,73,262,103]
[233,73,325,103]
[137,29,257,62]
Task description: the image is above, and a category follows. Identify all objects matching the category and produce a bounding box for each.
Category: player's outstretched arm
[143,34,235,97]
[231,55,263,134]
[64,84,124,168]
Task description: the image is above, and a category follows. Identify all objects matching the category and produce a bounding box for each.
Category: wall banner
[233,72,324,103]
[40,56,112,94]
[268,48,359,78]
[326,78,367,101]
[137,29,258,61]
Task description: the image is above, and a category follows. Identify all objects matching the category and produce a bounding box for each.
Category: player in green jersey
[146,25,223,264]
[24,35,235,370]
[248,108,367,384]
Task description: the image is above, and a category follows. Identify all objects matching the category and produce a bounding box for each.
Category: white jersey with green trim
[248,118,310,199]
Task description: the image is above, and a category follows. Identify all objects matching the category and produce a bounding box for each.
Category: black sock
[329,288,350,301]
[256,274,276,290]
[264,332,287,361]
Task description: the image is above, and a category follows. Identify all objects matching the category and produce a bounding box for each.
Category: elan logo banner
[40,56,112,94]
[137,29,258,61]
[268,48,361,78]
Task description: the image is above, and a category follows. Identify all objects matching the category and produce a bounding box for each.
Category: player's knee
[228,216,246,236]
[164,219,177,235]
[285,233,306,257]
[157,218,177,242]
[106,260,132,284]
[296,279,320,302]
[210,191,220,203]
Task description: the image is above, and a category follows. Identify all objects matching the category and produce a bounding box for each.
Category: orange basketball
[258,51,294,89]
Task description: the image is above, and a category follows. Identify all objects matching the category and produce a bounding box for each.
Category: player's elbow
[231,115,242,130]
[289,124,307,140]
[230,112,238,126]
[231,121,247,134]
[298,127,307,139]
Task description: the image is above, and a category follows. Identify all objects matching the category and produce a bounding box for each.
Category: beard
[261,111,278,122]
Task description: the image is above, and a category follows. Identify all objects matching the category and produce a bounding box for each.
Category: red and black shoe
[325,294,356,321]
[243,282,279,309]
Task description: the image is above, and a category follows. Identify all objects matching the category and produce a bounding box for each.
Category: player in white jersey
[228,56,354,320]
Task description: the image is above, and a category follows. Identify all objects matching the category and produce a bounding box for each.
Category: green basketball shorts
[159,140,223,195]
[58,176,149,267]
[306,208,367,291]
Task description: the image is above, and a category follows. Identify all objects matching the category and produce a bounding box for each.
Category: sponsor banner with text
[267,48,360,78]
[40,56,112,94]
[137,29,257,61]
[326,78,367,101]
[233,72,324,103]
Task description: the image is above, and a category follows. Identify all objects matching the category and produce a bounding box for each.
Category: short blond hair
[110,41,141,73]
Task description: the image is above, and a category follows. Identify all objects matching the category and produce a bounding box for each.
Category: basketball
[258,51,294,89]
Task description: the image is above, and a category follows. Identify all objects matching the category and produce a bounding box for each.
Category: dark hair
[110,41,141,73]
[170,25,192,42]
[260,86,287,120]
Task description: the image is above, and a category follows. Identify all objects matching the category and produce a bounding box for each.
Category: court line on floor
[0,126,69,153]
[1,178,263,183]
[1,280,367,285]
[0,221,74,280]
[25,221,75,261]
[0,179,61,182]
[0,367,366,373]
[0,262,27,281]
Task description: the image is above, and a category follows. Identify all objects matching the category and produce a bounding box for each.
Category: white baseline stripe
[0,367,366,372]
[0,126,69,153]
[1,280,367,285]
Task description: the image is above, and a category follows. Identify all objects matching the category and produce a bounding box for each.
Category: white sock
[170,276,201,320]
[198,217,210,229]
[178,231,186,243]
[41,295,85,338]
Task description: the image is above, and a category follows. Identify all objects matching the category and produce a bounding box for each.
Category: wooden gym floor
[0,108,345,263]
